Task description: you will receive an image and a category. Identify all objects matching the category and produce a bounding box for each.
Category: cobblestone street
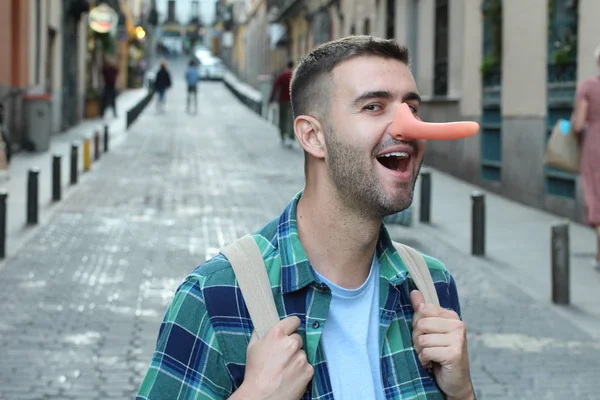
[0,75,598,399]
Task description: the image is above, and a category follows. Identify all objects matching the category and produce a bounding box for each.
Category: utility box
[23,93,52,152]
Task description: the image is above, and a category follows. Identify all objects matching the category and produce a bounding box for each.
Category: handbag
[544,119,581,174]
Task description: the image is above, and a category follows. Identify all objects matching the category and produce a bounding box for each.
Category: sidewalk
[1,88,149,261]
[387,167,600,338]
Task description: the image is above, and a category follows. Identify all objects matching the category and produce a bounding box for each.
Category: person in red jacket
[269,61,294,147]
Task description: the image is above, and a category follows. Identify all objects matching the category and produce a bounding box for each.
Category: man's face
[324,55,426,218]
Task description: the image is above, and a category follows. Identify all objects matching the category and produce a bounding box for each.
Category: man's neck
[296,183,382,289]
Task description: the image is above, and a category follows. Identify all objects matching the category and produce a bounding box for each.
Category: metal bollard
[0,189,7,259]
[27,168,39,225]
[471,192,486,256]
[52,154,61,202]
[551,222,570,305]
[419,171,431,223]
[103,124,109,152]
[83,138,91,172]
[70,143,78,185]
[94,131,100,161]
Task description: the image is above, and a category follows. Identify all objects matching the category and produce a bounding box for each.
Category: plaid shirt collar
[277,191,411,294]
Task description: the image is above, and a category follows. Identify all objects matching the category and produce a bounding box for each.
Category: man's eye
[363,104,382,111]
[408,104,419,115]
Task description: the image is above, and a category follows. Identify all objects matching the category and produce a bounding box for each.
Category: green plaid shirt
[137,191,463,399]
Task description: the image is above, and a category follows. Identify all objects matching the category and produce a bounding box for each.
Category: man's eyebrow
[351,90,393,107]
[351,90,422,107]
[403,92,422,104]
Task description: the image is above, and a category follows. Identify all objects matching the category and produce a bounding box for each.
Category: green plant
[85,87,101,100]
[480,54,499,77]
[553,46,572,65]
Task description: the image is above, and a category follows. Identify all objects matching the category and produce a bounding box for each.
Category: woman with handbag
[571,45,600,271]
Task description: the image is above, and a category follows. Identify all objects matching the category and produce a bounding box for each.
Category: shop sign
[89,3,118,34]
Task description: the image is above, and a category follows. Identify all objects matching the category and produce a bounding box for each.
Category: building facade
[0,0,90,149]
[228,0,598,224]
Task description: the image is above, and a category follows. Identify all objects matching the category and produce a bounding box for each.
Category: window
[350,24,356,35]
[433,0,448,96]
[386,0,395,38]
[363,18,370,35]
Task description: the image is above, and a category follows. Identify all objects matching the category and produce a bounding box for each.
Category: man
[269,60,295,147]
[101,57,119,118]
[137,36,474,400]
[154,59,172,112]
[185,58,200,114]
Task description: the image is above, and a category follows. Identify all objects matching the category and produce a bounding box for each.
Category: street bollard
[551,222,570,305]
[419,171,431,223]
[94,131,101,161]
[0,189,7,259]
[70,143,78,185]
[103,124,109,152]
[52,154,61,202]
[83,138,91,172]
[471,192,486,256]
[27,168,40,225]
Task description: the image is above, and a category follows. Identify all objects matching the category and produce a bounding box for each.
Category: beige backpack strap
[221,234,280,339]
[392,242,440,306]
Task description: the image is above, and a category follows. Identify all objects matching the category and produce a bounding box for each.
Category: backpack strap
[392,241,440,306]
[220,234,280,339]
[220,235,439,340]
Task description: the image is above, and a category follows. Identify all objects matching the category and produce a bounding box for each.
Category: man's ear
[294,115,326,160]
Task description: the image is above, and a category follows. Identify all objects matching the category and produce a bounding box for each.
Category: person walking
[572,44,600,272]
[154,60,172,113]
[185,59,200,114]
[101,56,119,118]
[269,60,295,147]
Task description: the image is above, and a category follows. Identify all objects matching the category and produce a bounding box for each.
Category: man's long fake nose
[389,103,480,141]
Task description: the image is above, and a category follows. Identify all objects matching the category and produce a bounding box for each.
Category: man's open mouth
[376,152,411,172]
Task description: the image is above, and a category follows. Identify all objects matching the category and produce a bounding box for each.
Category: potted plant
[84,87,102,119]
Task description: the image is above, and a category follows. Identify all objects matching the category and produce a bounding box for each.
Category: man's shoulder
[419,251,452,281]
[187,216,281,292]
[414,250,462,315]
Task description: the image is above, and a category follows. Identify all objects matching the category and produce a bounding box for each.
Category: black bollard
[419,171,431,223]
[52,154,61,202]
[551,222,570,305]
[103,124,109,152]
[471,192,486,256]
[94,131,100,161]
[0,189,7,259]
[70,143,78,185]
[27,168,39,225]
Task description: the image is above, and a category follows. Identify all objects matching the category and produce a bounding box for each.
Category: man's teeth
[381,152,409,158]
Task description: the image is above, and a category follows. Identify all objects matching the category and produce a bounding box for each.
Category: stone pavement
[0,71,598,399]
[1,87,149,261]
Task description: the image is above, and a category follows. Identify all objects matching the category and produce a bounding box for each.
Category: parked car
[198,56,224,81]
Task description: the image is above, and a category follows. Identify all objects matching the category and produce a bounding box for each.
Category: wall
[49,0,63,134]
[500,0,548,207]
[78,17,88,120]
[0,0,30,147]
[0,1,14,87]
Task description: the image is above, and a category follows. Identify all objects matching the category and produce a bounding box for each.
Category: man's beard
[324,127,422,220]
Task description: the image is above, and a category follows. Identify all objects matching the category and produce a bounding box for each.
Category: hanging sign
[89,3,118,34]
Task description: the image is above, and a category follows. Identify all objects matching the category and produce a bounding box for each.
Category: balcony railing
[547,61,577,84]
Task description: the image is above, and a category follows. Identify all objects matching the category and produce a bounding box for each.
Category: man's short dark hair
[287,60,294,69]
[290,36,410,121]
